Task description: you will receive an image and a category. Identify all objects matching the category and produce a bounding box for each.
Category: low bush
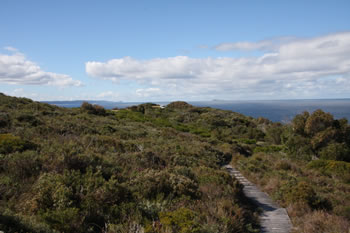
[1,150,42,179]
[0,134,37,154]
[166,101,193,110]
[319,143,350,162]
[282,181,331,210]
[0,112,10,128]
[130,169,200,200]
[307,160,350,176]
[17,113,41,126]
[158,208,201,233]
[81,102,107,116]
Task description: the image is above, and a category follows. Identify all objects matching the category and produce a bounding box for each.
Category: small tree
[81,102,107,116]
[305,109,334,136]
[292,111,309,135]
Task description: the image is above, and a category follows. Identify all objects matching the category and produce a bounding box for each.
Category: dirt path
[224,165,293,233]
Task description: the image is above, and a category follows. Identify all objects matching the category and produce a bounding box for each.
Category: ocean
[43,99,350,123]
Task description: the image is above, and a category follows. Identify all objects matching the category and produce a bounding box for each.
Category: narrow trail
[224,165,293,233]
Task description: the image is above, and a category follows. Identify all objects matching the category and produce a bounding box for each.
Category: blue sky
[1,0,350,101]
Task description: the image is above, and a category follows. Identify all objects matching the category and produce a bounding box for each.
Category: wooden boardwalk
[224,165,293,233]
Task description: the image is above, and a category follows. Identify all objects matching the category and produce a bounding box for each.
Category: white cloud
[0,48,82,86]
[214,36,297,52]
[136,88,161,98]
[96,91,119,99]
[86,32,350,100]
[4,46,18,52]
[4,88,40,100]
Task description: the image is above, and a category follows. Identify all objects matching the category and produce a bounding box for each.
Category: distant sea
[43,99,350,123]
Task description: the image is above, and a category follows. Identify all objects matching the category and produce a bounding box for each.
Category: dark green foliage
[166,101,193,110]
[280,181,331,210]
[307,159,350,177]
[158,208,201,233]
[304,109,334,136]
[17,112,41,126]
[0,212,54,233]
[131,169,200,200]
[284,135,313,160]
[265,122,284,144]
[319,142,350,162]
[0,112,10,128]
[81,102,107,116]
[285,109,350,162]
[1,150,42,180]
[291,111,309,135]
[0,134,37,154]
[32,169,132,232]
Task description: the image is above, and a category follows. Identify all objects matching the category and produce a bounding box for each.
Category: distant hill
[43,98,350,122]
[43,100,125,109]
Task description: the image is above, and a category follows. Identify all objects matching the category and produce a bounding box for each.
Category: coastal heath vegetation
[1,93,349,232]
[234,109,350,233]
[0,94,261,233]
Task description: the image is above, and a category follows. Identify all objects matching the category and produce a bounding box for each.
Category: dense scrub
[0,94,262,233]
[2,93,349,232]
[234,110,350,233]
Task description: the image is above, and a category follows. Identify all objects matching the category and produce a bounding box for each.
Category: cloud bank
[214,36,297,52]
[86,32,350,99]
[0,48,82,86]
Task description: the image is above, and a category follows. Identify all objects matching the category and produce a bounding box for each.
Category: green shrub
[238,138,256,145]
[17,113,41,126]
[81,102,107,116]
[307,160,350,176]
[292,111,309,135]
[0,134,37,154]
[0,175,14,200]
[32,169,132,232]
[265,123,284,144]
[130,170,199,200]
[0,210,54,233]
[159,208,201,233]
[0,112,10,128]
[305,109,334,136]
[166,101,193,110]
[282,181,331,210]
[275,160,292,170]
[319,143,350,162]
[2,151,42,179]
[284,135,313,160]
[40,208,81,233]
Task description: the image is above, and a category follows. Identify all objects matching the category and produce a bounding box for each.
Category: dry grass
[291,210,350,233]
[263,177,280,194]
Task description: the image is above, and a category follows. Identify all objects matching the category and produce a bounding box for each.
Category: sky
[1,0,350,102]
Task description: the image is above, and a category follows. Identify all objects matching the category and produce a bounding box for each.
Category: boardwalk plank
[224,165,293,233]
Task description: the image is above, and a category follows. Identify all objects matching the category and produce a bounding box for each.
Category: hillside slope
[1,93,349,233]
[0,94,263,233]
